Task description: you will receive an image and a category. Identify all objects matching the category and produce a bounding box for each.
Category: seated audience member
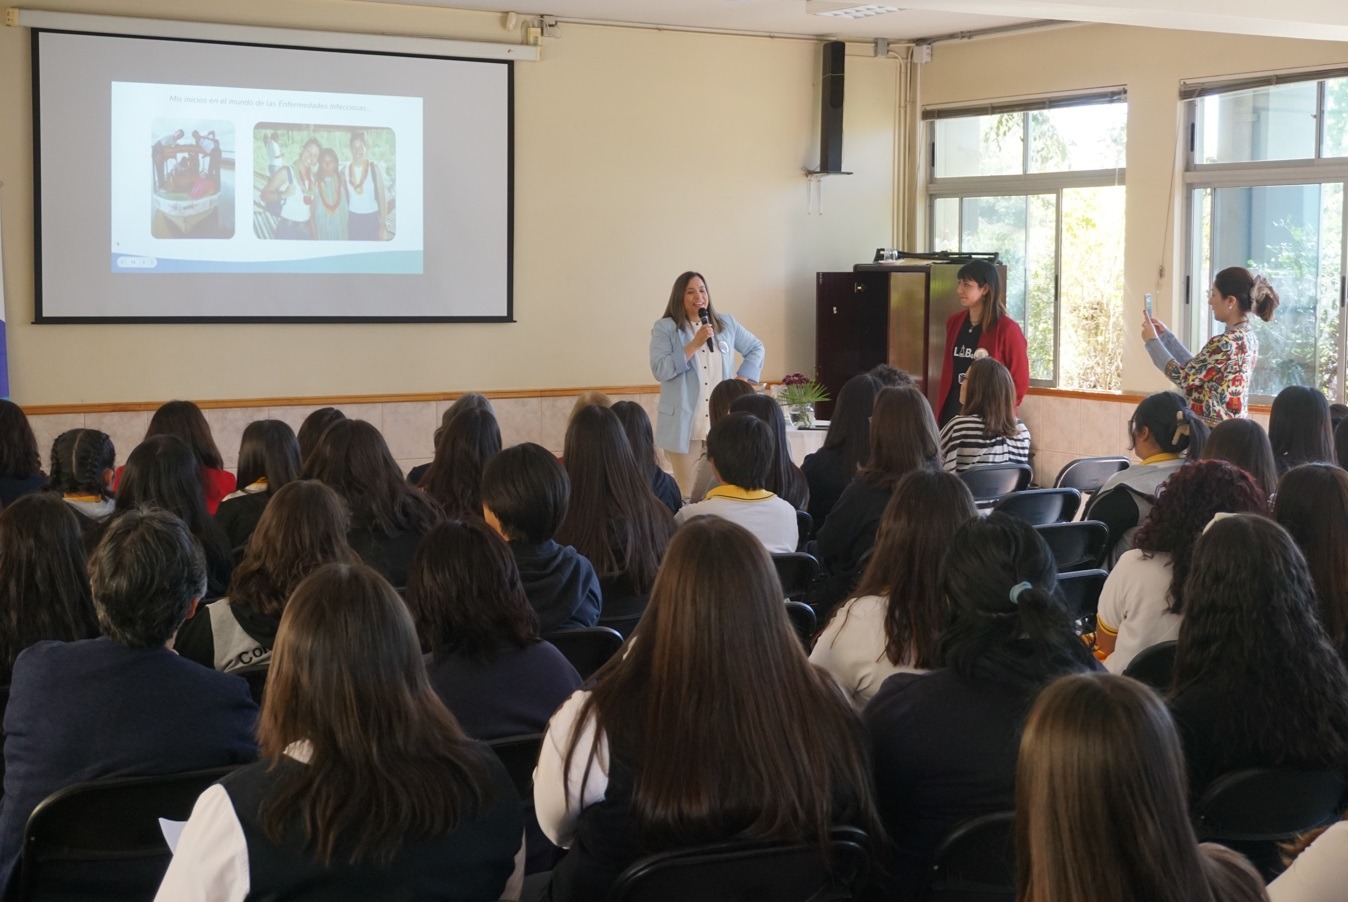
[674,412,797,553]
[730,393,810,511]
[302,419,442,588]
[535,517,881,901]
[558,405,675,626]
[102,436,234,597]
[864,513,1096,900]
[867,364,914,388]
[295,406,345,465]
[481,443,601,632]
[46,428,117,528]
[1084,391,1208,565]
[811,386,941,614]
[215,420,301,552]
[116,400,236,515]
[1333,402,1348,433]
[0,508,258,889]
[566,391,612,434]
[1275,464,1348,661]
[1016,673,1267,902]
[938,357,1031,474]
[801,373,877,533]
[1269,385,1335,476]
[0,400,46,507]
[1096,460,1266,674]
[1199,417,1278,500]
[418,406,501,519]
[812,470,976,708]
[408,393,494,485]
[688,379,756,502]
[1270,814,1348,901]
[1336,416,1348,471]
[157,563,524,902]
[610,401,682,515]
[1169,515,1348,796]
[176,481,358,674]
[408,519,581,740]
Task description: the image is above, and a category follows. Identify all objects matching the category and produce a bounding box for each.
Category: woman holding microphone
[650,272,764,497]
[1143,267,1280,425]
[935,260,1029,426]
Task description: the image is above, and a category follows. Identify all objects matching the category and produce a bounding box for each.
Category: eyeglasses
[958,373,968,385]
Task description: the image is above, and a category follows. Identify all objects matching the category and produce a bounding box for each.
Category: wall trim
[1027,386,1271,415]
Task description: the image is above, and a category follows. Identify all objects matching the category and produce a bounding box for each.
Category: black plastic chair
[785,601,817,651]
[609,825,871,902]
[796,509,814,551]
[1057,569,1108,633]
[1121,640,1178,692]
[960,464,1032,508]
[231,662,270,707]
[16,765,238,901]
[773,552,821,601]
[598,594,648,640]
[991,488,1082,526]
[920,811,1015,902]
[1035,520,1110,573]
[1193,767,1345,881]
[1053,456,1131,497]
[543,626,625,680]
[487,733,543,802]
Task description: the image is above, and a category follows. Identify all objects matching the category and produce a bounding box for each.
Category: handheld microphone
[698,308,715,353]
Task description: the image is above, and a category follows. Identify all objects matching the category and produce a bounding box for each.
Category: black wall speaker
[819,41,845,173]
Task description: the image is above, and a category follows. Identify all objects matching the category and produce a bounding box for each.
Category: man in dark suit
[0,507,258,889]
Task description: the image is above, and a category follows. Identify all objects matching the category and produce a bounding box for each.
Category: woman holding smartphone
[1143,268,1280,425]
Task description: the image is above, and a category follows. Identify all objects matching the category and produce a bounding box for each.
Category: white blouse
[1097,549,1182,674]
[809,595,927,709]
[1268,820,1348,902]
[534,690,610,848]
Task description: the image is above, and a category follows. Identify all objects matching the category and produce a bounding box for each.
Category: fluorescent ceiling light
[812,4,902,18]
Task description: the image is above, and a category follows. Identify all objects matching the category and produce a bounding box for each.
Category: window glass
[1028,104,1127,172]
[1323,77,1348,159]
[933,114,1022,178]
[931,197,960,252]
[1059,185,1127,390]
[1193,83,1317,164]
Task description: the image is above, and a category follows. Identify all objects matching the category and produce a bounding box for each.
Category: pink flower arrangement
[782,373,810,386]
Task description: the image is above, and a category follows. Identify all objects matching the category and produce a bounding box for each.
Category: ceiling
[370,0,1348,43]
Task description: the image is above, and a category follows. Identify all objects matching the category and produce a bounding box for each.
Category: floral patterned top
[1155,325,1257,425]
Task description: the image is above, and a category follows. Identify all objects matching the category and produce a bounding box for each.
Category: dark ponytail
[1214,266,1279,323]
[46,429,115,499]
[1130,392,1209,458]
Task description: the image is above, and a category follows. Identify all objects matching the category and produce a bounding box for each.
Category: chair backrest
[991,488,1082,526]
[1034,520,1110,573]
[1053,456,1131,494]
[542,626,625,680]
[1056,569,1108,632]
[773,552,821,600]
[231,662,270,707]
[796,509,814,551]
[784,601,817,651]
[487,733,544,802]
[960,464,1032,507]
[1120,640,1178,692]
[17,766,238,901]
[921,811,1016,902]
[609,826,871,902]
[598,594,649,640]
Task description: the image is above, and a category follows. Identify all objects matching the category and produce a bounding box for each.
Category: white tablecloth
[785,423,828,466]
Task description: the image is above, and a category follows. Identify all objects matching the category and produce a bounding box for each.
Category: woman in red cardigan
[935,260,1029,426]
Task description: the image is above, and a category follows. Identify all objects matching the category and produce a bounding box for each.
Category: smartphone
[1144,293,1153,320]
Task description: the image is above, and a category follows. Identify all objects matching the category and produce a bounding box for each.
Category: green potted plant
[775,373,830,429]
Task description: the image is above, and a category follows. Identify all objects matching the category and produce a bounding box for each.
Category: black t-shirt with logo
[941,314,982,424]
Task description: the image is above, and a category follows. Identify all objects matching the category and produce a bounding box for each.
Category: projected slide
[110,82,423,274]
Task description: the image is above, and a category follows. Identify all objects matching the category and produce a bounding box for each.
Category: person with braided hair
[46,428,116,530]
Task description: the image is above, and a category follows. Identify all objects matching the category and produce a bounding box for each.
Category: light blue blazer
[650,313,765,454]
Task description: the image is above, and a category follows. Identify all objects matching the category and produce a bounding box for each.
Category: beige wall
[918,23,1348,396]
[0,0,899,405]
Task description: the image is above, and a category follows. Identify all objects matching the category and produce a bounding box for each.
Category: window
[927,95,1127,390]
[1184,75,1348,402]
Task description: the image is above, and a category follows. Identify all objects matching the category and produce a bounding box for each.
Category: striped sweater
[939,415,1032,474]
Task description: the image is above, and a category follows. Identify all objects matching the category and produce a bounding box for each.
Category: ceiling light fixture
[812,4,902,19]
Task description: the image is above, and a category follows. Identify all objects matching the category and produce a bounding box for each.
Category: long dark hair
[730,394,809,509]
[258,562,494,866]
[46,429,115,499]
[708,379,756,426]
[859,386,940,490]
[556,405,674,595]
[564,517,882,850]
[116,436,231,575]
[0,494,98,681]
[610,401,661,472]
[406,519,538,663]
[418,407,501,519]
[302,419,442,538]
[662,271,722,332]
[1172,515,1348,775]
[960,357,1017,438]
[1016,673,1266,902]
[844,470,977,667]
[939,513,1096,689]
[145,400,224,470]
[1214,266,1279,322]
[1129,392,1208,458]
[957,259,1005,330]
[297,407,346,464]
[1268,385,1334,468]
[227,481,359,620]
[236,420,300,496]
[0,401,41,479]
[1199,418,1278,499]
[821,375,878,480]
[1275,463,1348,648]
[1132,460,1268,615]
[435,394,494,448]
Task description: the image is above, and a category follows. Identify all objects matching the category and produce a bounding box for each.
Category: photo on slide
[254,124,396,241]
[150,119,235,239]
